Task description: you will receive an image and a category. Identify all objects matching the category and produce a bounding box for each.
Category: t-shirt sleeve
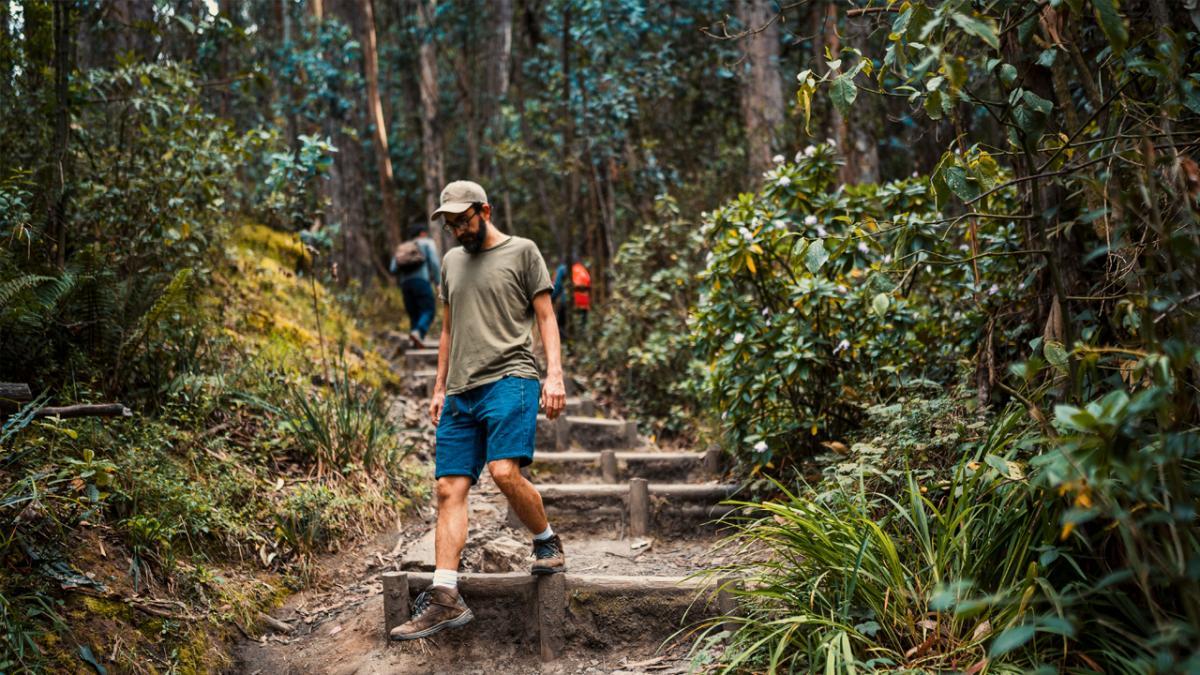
[524,243,554,302]
[439,259,449,304]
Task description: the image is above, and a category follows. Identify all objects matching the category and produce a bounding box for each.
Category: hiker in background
[390,180,567,642]
[551,259,570,338]
[570,257,592,333]
[392,221,441,348]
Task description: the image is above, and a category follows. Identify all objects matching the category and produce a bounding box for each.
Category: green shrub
[583,195,708,436]
[693,144,1023,471]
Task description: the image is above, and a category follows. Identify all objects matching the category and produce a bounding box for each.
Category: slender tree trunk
[416,0,448,252]
[323,0,375,282]
[840,12,878,184]
[736,0,785,187]
[560,2,577,263]
[356,0,402,248]
[485,0,514,180]
[50,0,72,268]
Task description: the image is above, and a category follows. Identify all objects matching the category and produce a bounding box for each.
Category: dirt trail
[234,336,737,674]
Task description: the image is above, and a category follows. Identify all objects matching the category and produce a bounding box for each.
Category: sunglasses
[442,203,482,232]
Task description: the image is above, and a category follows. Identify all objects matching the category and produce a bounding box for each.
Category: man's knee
[487,460,523,490]
[436,476,470,503]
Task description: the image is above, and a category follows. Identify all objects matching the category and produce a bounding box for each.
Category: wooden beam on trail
[381,571,410,633]
[30,404,132,419]
[0,383,32,401]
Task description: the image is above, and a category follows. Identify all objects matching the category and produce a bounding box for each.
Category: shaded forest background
[3,0,1200,672]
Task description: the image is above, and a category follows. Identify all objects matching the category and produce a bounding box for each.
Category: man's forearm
[435,310,451,393]
[538,312,563,380]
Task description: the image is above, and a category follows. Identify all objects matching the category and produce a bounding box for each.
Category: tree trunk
[356,0,402,248]
[560,2,577,263]
[323,0,375,283]
[50,0,72,268]
[416,0,448,252]
[821,3,847,164]
[840,11,879,184]
[736,0,785,188]
[485,0,514,180]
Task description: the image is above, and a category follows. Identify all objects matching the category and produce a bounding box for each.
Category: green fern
[0,274,54,312]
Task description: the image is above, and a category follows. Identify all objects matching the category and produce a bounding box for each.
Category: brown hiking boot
[531,534,566,575]
[388,586,473,641]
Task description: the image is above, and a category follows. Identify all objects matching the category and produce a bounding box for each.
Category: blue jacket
[391,237,441,286]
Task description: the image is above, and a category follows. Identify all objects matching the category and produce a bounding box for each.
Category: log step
[403,348,439,369]
[535,482,738,501]
[382,570,736,659]
[536,415,638,450]
[532,449,723,481]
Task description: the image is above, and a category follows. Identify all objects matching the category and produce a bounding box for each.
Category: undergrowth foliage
[687,1,1200,672]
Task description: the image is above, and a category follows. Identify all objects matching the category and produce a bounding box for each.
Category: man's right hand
[429,391,445,427]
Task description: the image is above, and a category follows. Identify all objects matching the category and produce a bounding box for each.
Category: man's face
[445,206,488,254]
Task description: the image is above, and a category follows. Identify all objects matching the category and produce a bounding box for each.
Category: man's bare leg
[434,476,472,570]
[487,459,548,532]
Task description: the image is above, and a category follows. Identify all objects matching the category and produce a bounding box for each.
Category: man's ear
[481,202,493,221]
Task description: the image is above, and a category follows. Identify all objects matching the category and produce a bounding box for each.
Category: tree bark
[323,0,375,283]
[416,0,448,252]
[485,0,514,180]
[50,0,72,268]
[736,0,785,187]
[840,11,879,184]
[560,3,577,263]
[356,0,402,248]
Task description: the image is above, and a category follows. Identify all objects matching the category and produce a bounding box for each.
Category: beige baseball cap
[431,180,488,218]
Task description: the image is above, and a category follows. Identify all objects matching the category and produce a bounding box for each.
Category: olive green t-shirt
[440,236,553,395]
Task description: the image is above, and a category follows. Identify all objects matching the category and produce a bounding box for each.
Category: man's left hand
[541,377,566,419]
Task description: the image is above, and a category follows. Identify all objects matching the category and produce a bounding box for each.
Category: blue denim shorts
[435,376,540,484]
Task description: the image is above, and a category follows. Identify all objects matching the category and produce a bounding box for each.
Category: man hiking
[390,180,567,641]
[391,221,441,348]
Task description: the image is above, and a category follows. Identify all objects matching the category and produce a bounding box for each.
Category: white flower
[883,254,893,264]
[772,154,785,164]
[739,226,754,241]
[834,339,850,354]
[733,332,745,344]
[988,284,1000,296]
[788,307,796,314]
[721,411,728,421]
[805,145,818,157]
[761,308,770,316]
[777,175,792,187]
[836,284,848,294]
[705,251,714,264]
[804,215,818,226]
[911,170,919,178]
[958,243,970,252]
[753,441,769,454]
[925,265,933,273]
[826,137,838,148]
[857,241,870,254]
[816,225,828,237]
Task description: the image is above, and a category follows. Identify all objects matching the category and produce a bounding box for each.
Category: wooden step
[381,570,736,659]
[536,415,638,451]
[403,348,440,370]
[532,449,723,482]
[510,480,741,536]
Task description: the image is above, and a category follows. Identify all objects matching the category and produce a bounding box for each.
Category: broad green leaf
[830,75,858,115]
[998,63,1018,87]
[924,89,944,120]
[1091,0,1129,55]
[805,239,830,273]
[989,624,1036,657]
[872,293,890,318]
[951,12,999,50]
[1044,340,1069,370]
[943,166,979,201]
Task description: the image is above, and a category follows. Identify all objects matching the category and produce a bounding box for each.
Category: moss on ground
[2,222,426,673]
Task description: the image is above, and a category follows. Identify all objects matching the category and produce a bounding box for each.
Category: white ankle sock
[533,524,555,541]
[431,568,458,590]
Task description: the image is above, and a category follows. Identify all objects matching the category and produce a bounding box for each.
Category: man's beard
[457,220,488,254]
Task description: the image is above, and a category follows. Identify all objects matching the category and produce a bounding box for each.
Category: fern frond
[119,267,195,358]
[0,274,54,311]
